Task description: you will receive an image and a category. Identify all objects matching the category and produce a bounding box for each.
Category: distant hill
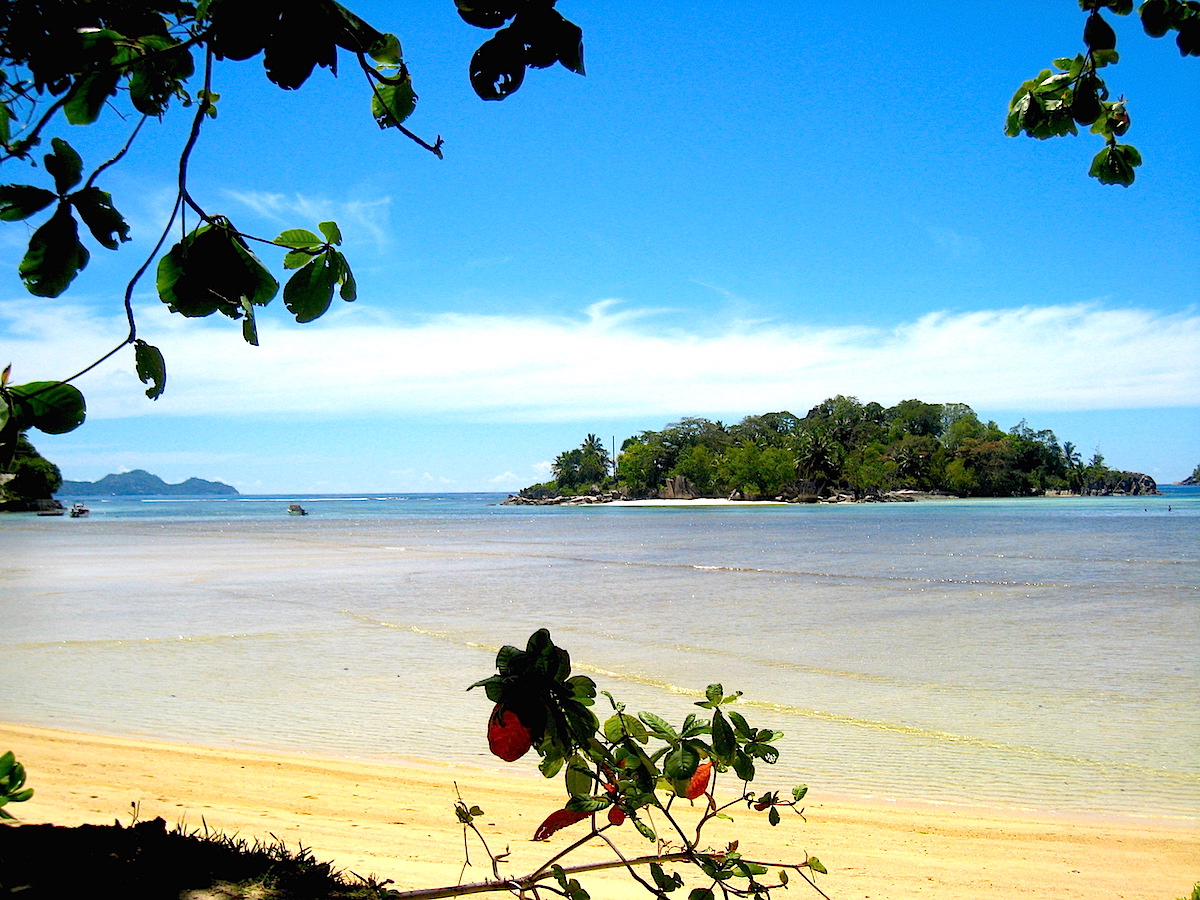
[59,469,239,496]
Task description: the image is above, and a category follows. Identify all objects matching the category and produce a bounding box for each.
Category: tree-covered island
[511,396,1160,504]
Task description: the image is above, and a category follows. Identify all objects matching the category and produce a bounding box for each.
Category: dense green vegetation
[530,397,1151,501]
[0,433,61,508]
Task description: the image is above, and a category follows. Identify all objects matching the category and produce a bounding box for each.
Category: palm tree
[1062,441,1083,493]
[580,433,612,478]
[794,430,840,494]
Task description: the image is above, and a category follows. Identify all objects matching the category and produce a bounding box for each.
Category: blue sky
[3,1,1198,492]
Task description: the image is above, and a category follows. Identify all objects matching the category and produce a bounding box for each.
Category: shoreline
[3,722,1196,900]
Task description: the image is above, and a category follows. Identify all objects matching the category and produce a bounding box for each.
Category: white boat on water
[287,504,308,516]
[68,502,89,517]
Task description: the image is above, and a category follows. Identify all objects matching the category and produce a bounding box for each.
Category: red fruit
[608,805,627,826]
[684,761,712,800]
[487,704,533,761]
[533,808,590,841]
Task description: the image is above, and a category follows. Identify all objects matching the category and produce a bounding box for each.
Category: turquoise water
[2,488,1197,821]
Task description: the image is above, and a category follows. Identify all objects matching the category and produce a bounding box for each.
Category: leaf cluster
[0,364,85,469]
[0,1,585,470]
[1006,0,1197,185]
[1,138,128,297]
[0,751,33,820]
[456,1,585,100]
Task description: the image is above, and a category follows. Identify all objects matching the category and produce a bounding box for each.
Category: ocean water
[2,488,1197,822]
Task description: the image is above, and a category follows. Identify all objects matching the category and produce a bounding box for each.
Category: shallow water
[3,489,1197,821]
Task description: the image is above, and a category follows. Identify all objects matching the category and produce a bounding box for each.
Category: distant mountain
[59,469,239,496]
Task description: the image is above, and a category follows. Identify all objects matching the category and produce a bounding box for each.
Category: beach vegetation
[1,811,403,898]
[452,628,828,900]
[527,396,1154,501]
[0,750,33,819]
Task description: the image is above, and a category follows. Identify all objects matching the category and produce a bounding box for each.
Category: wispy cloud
[4,299,1197,421]
[220,190,393,249]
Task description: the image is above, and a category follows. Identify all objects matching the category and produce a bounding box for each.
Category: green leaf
[632,816,656,841]
[807,856,827,875]
[372,71,418,128]
[283,252,338,323]
[728,710,752,739]
[604,712,648,744]
[7,382,87,434]
[0,752,13,778]
[241,298,259,346]
[0,185,57,221]
[688,889,715,900]
[274,228,324,249]
[470,28,526,101]
[637,711,679,741]
[1089,142,1141,185]
[539,754,565,779]
[704,684,723,707]
[732,747,755,782]
[768,806,780,826]
[318,221,343,244]
[44,139,83,194]
[157,221,279,319]
[565,757,592,798]
[281,251,311,270]
[134,340,166,400]
[127,37,195,117]
[334,251,357,300]
[792,784,808,802]
[369,33,403,65]
[64,69,122,125]
[663,742,699,780]
[70,187,130,249]
[19,204,90,297]
[563,795,610,814]
[650,862,682,892]
[711,710,736,765]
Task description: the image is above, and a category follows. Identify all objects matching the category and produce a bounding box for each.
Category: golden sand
[2,723,1196,899]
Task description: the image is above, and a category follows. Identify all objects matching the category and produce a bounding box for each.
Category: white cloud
[220,190,393,249]
[4,299,1198,422]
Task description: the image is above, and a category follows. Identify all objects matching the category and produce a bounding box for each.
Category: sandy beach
[2,723,1195,900]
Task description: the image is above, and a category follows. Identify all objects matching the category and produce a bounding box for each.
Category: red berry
[487,704,533,761]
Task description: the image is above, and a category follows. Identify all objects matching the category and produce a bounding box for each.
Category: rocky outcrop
[1081,471,1159,496]
[503,487,624,506]
[658,475,698,500]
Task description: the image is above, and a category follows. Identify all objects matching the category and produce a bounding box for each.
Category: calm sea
[2,488,1197,822]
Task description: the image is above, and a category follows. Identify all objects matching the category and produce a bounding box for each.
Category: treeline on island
[515,396,1162,504]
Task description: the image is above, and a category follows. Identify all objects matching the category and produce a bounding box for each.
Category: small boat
[37,509,65,517]
[68,503,90,517]
[287,503,308,516]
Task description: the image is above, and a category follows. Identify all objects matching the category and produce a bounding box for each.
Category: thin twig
[84,115,149,189]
